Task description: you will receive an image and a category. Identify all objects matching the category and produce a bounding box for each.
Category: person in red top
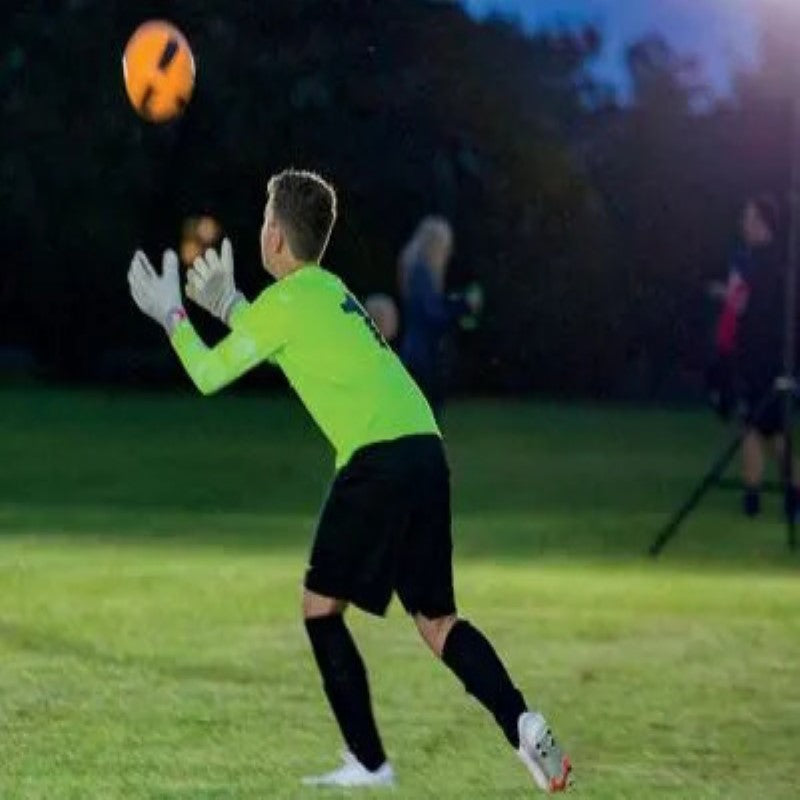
[708,194,799,517]
[707,199,774,419]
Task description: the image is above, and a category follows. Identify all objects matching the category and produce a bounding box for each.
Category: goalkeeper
[127,169,570,793]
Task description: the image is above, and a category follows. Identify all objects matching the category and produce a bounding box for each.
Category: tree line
[1,0,798,398]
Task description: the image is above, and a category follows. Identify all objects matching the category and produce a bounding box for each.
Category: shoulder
[250,269,346,316]
[315,267,347,291]
[253,279,295,308]
[237,282,295,330]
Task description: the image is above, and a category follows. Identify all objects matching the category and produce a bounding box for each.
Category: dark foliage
[1,1,798,397]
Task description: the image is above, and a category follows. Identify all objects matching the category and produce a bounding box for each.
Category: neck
[283,259,311,277]
[271,258,309,280]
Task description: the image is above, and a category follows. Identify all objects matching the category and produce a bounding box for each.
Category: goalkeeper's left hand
[128,248,186,335]
[185,238,245,325]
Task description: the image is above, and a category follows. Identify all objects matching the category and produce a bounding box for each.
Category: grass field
[1,387,798,799]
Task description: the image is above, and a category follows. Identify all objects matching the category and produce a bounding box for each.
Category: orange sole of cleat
[549,756,572,793]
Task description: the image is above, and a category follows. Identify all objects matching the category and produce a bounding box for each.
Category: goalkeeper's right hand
[185,238,246,325]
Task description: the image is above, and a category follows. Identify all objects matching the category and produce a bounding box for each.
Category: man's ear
[273,223,285,255]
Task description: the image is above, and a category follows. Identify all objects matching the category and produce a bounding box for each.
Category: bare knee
[415,613,458,657]
[303,588,348,620]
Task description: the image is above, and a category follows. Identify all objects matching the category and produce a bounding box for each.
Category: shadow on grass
[1,501,798,574]
[0,618,273,688]
[1,388,799,570]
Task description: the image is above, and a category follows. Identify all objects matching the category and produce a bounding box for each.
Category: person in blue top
[398,217,483,418]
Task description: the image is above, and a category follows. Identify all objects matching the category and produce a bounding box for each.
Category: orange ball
[122,21,195,123]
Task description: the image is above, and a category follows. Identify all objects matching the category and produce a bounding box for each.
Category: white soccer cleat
[517,712,572,793]
[302,751,396,788]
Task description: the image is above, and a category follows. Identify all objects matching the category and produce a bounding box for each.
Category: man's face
[742,202,773,247]
[260,200,283,277]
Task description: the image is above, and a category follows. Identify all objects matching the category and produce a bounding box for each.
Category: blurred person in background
[180,215,222,267]
[364,293,399,345]
[398,216,483,419]
[708,195,800,518]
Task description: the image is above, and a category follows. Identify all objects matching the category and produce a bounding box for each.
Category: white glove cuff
[164,307,188,336]
[222,290,246,325]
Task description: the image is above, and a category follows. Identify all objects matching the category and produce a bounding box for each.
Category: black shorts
[746,391,788,439]
[304,434,455,618]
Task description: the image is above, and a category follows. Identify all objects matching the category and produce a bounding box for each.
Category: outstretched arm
[128,248,287,396]
[168,316,266,395]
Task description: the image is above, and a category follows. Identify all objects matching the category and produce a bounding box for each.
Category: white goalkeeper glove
[185,237,245,325]
[128,248,186,334]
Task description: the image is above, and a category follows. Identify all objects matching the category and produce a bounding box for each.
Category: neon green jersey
[170,265,440,468]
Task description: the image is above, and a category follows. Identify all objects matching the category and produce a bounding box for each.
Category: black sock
[743,487,761,517]
[441,619,528,748]
[305,614,387,772]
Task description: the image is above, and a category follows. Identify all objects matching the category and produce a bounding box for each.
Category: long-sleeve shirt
[169,265,439,469]
[399,259,470,379]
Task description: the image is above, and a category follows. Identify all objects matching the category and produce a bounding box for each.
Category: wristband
[165,306,188,335]
[222,291,246,325]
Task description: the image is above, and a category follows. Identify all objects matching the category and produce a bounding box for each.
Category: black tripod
[649,97,800,558]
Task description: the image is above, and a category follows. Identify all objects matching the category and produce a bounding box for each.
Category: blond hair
[398,216,453,294]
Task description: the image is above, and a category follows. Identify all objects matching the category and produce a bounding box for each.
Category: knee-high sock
[441,619,528,748]
[305,614,387,771]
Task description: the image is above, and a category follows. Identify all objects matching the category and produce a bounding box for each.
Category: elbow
[191,371,223,397]
[196,379,222,397]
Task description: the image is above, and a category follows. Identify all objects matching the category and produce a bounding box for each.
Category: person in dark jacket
[710,195,800,517]
[397,217,482,419]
